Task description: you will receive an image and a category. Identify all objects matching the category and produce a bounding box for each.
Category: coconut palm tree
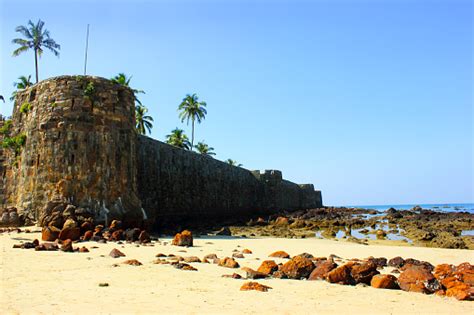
[178,93,207,149]
[111,73,145,105]
[12,19,60,83]
[226,159,242,167]
[10,75,33,101]
[166,128,191,150]
[135,105,154,135]
[195,141,216,156]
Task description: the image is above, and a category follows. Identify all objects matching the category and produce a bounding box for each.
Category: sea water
[346,203,474,214]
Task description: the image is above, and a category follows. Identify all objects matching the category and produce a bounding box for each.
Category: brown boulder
[83,230,93,241]
[109,220,122,230]
[257,260,279,275]
[109,248,126,258]
[388,256,405,268]
[138,230,151,243]
[42,226,60,241]
[110,229,124,241]
[326,263,355,285]
[454,262,474,286]
[351,261,380,284]
[274,216,289,226]
[308,259,337,280]
[445,281,474,301]
[222,273,242,279]
[241,267,269,279]
[280,256,315,279]
[183,256,201,263]
[240,281,272,292]
[123,259,143,266]
[371,274,399,289]
[80,221,94,234]
[58,227,81,241]
[79,246,89,253]
[398,266,440,294]
[172,230,193,247]
[61,239,74,252]
[433,264,455,280]
[232,253,245,259]
[269,251,290,259]
[242,249,252,254]
[218,257,240,268]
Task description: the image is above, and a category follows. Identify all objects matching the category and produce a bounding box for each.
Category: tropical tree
[195,141,216,156]
[226,159,242,167]
[12,19,60,83]
[135,105,154,135]
[111,73,145,105]
[178,93,207,149]
[166,128,191,150]
[10,75,33,101]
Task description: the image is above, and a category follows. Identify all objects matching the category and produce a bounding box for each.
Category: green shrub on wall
[0,119,12,135]
[1,133,27,154]
[84,82,95,99]
[20,102,32,114]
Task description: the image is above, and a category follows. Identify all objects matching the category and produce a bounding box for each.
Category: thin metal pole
[84,24,90,75]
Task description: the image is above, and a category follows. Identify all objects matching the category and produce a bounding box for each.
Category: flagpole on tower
[83,24,90,75]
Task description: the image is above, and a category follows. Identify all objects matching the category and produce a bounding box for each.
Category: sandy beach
[1,229,472,315]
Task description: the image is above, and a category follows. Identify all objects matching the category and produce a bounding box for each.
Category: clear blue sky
[0,0,472,206]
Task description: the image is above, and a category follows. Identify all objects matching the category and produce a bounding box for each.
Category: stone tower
[1,76,143,225]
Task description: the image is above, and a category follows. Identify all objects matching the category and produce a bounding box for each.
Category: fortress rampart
[0,76,322,228]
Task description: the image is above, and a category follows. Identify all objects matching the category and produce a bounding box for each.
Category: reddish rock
[308,259,337,280]
[398,266,440,294]
[110,229,124,241]
[61,239,74,252]
[80,221,93,234]
[232,253,245,259]
[203,253,218,262]
[371,274,399,289]
[257,260,279,275]
[272,270,287,279]
[172,230,193,247]
[241,267,269,279]
[240,281,272,292]
[366,257,388,268]
[388,256,405,268]
[79,246,89,253]
[83,230,93,241]
[269,251,290,259]
[42,243,59,251]
[433,264,455,280]
[181,264,198,271]
[42,226,60,241]
[123,259,143,266]
[327,263,355,285]
[242,249,252,254]
[274,216,289,226]
[109,220,122,230]
[138,230,151,243]
[155,253,167,258]
[351,261,380,284]
[445,282,474,301]
[125,228,141,242]
[222,273,242,279]
[218,257,240,268]
[280,256,315,279]
[255,217,267,226]
[454,262,474,286]
[109,248,126,258]
[184,256,201,263]
[58,227,81,241]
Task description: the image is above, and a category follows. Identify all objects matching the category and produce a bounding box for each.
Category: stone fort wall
[0,76,322,227]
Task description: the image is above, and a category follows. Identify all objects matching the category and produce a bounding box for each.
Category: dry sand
[1,229,473,315]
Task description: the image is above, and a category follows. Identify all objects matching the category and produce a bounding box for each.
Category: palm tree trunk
[34,48,39,83]
[191,118,195,150]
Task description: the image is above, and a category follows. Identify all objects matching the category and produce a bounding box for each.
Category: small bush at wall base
[1,133,27,154]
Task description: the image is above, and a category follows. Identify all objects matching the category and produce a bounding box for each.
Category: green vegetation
[1,133,27,154]
[135,105,154,135]
[226,159,242,167]
[111,73,145,105]
[50,102,57,108]
[195,141,215,156]
[83,81,95,99]
[19,102,32,114]
[10,75,32,101]
[166,128,191,150]
[178,93,207,150]
[12,19,60,83]
[0,119,12,135]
